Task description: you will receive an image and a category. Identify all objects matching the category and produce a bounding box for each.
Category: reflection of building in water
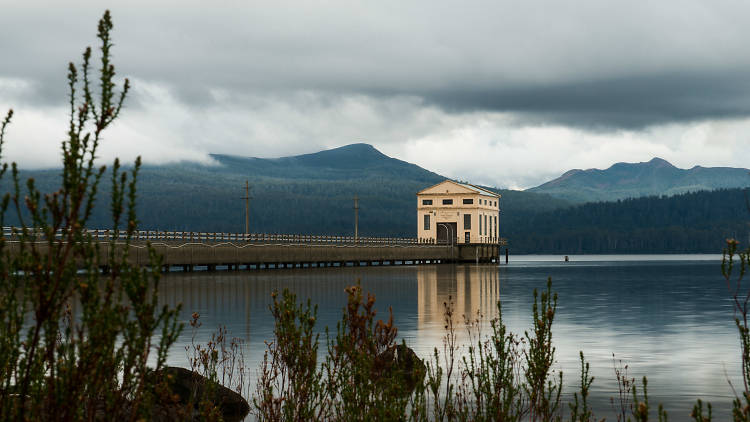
[417,265,500,329]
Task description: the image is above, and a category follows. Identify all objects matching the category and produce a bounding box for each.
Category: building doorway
[437,222,457,245]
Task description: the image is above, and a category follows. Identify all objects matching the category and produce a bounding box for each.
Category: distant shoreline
[507,253,722,262]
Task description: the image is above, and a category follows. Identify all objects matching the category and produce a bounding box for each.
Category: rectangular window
[462,198,473,205]
[484,214,487,236]
[494,215,498,237]
[422,199,433,205]
[442,199,453,205]
[423,214,430,230]
[479,214,482,235]
[464,214,471,230]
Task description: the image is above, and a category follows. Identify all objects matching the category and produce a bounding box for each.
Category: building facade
[417,180,500,244]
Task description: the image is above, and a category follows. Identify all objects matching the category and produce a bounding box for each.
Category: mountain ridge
[5,143,567,235]
[3,143,748,253]
[527,157,750,203]
[177,143,446,184]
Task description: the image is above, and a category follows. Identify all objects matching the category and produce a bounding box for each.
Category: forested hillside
[3,144,568,236]
[504,188,750,254]
[7,143,747,254]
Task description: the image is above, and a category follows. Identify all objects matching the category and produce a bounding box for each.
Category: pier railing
[0,227,416,246]
[1,227,507,247]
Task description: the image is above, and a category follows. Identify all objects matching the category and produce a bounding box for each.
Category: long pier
[4,228,506,271]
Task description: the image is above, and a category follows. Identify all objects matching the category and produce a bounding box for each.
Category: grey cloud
[2,1,750,129]
[426,70,750,129]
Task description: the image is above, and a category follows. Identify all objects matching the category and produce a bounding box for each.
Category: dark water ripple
[159,254,738,420]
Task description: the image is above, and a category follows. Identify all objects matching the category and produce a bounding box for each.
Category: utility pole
[353,195,359,242]
[241,181,252,235]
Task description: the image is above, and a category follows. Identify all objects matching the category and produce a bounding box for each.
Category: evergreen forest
[5,144,748,254]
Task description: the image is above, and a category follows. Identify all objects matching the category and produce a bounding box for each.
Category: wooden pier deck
[4,228,505,271]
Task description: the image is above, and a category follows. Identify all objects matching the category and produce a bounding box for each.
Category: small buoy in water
[564,255,569,262]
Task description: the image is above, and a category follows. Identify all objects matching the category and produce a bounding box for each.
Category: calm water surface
[159,254,738,420]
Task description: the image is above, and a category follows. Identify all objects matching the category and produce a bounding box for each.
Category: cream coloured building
[417,180,500,244]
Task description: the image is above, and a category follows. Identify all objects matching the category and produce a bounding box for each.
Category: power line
[240,181,252,235]
[353,195,359,242]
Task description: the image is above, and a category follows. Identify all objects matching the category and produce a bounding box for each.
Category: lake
[159,254,739,420]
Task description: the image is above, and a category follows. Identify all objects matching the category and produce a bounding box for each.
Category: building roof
[457,182,501,197]
[417,180,501,198]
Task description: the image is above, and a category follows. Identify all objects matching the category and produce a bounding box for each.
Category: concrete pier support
[86,242,503,272]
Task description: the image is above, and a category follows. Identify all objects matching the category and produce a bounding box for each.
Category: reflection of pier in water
[147,265,504,373]
[156,267,423,346]
[417,265,500,329]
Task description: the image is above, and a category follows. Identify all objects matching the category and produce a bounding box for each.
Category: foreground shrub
[253,290,324,421]
[0,11,181,421]
[253,279,599,422]
[253,284,420,421]
[721,238,750,421]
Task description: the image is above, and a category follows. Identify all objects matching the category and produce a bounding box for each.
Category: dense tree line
[503,188,749,253]
[3,162,566,238]
[5,158,746,254]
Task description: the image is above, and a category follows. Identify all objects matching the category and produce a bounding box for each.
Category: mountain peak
[608,157,675,171]
[291,143,388,168]
[647,157,675,168]
[193,143,441,183]
[333,143,379,152]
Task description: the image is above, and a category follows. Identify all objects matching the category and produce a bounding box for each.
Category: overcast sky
[1,1,749,188]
